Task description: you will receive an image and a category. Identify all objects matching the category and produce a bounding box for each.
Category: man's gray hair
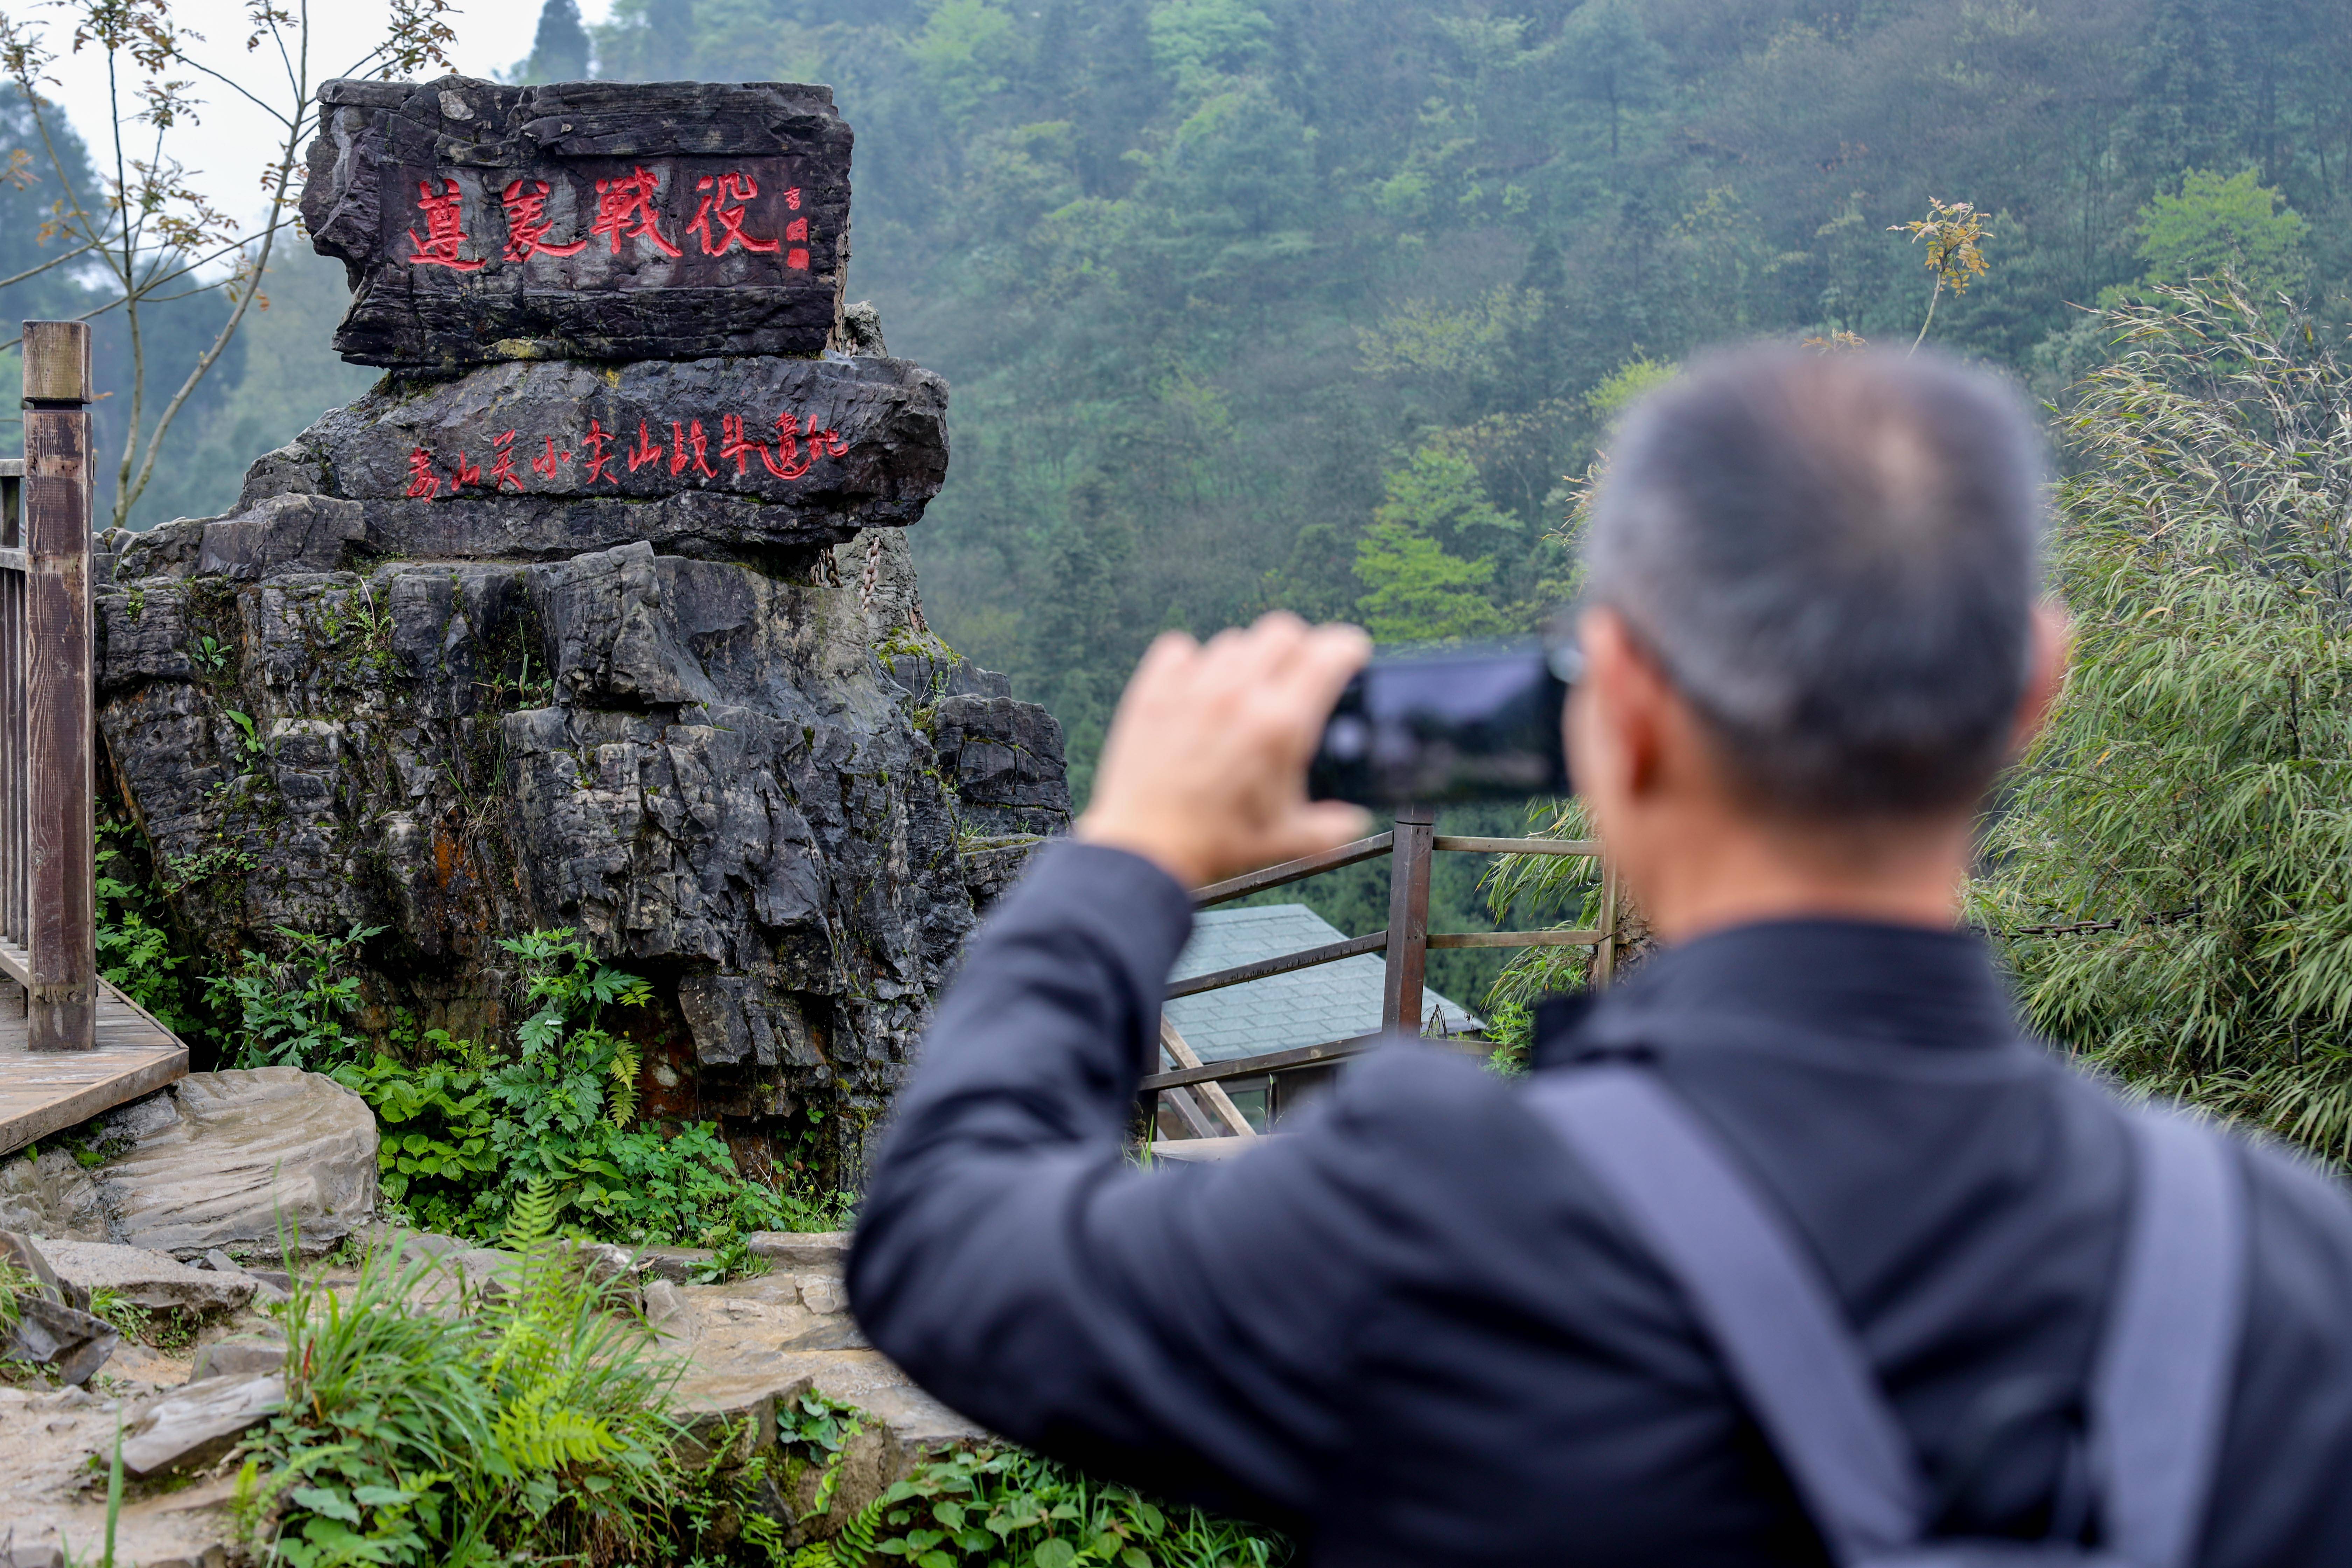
[1583,345,2048,816]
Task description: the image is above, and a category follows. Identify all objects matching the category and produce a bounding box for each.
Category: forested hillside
[564,0,2351,803]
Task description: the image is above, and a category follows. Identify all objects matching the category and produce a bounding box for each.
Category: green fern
[492,1383,615,1469]
[606,1039,640,1127]
[500,1179,561,1254]
[828,1494,888,1568]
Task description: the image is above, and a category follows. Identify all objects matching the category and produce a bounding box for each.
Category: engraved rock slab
[301,76,853,367]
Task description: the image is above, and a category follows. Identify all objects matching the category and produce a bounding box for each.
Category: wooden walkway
[0,981,187,1157]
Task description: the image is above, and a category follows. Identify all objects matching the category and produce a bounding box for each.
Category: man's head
[1570,345,2064,934]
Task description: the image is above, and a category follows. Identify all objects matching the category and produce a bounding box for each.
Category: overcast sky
[33,0,616,235]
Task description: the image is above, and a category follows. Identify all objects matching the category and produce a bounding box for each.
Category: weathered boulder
[119,1374,283,1478]
[118,354,948,570]
[98,473,1064,1178]
[90,1070,379,1260]
[302,76,852,368]
[188,1332,287,1383]
[930,694,1072,836]
[0,1232,116,1386]
[93,74,1069,1183]
[0,1148,109,1242]
[33,1241,257,1316]
[745,1230,849,1271]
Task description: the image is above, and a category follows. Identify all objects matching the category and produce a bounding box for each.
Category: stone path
[0,1230,983,1567]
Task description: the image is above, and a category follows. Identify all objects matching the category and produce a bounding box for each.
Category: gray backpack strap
[1527,1066,2248,1568]
[1526,1066,1926,1564]
[2092,1108,2245,1568]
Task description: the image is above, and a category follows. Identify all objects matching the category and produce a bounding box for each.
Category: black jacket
[848,843,2352,1566]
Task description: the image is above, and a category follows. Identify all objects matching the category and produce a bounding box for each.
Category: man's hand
[1075,614,1374,890]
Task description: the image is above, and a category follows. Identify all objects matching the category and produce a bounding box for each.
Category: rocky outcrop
[91,71,1069,1182]
[98,375,1065,1182]
[0,1219,977,1566]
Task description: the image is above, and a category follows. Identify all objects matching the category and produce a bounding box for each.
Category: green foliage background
[1974,279,2352,1161]
[10,0,2352,1033]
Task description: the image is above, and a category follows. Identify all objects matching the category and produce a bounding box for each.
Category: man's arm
[848,841,1379,1523]
[851,615,1382,1520]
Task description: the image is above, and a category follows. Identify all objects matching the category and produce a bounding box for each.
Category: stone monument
[94,76,1069,1184]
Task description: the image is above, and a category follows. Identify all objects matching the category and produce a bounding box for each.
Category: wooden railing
[1145,805,1618,1138]
[0,321,96,1051]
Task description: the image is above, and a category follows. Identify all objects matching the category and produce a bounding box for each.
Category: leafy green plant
[95,819,204,1040]
[693,1226,774,1286]
[1974,278,2352,1162]
[486,930,655,1180]
[331,939,844,1248]
[235,1224,686,1566]
[844,1446,1290,1568]
[224,709,267,761]
[208,924,385,1070]
[333,1046,504,1236]
[188,633,231,676]
[86,1287,150,1346]
[1889,196,1993,352]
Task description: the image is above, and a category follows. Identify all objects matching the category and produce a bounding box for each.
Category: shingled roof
[1162,904,1482,1063]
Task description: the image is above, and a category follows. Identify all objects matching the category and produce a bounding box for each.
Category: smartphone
[1307,642,1576,807]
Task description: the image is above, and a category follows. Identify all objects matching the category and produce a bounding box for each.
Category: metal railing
[0,321,96,1050]
[1144,805,1619,1138]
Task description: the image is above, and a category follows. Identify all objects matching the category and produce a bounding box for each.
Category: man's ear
[2010,601,2071,756]
[1573,607,1674,803]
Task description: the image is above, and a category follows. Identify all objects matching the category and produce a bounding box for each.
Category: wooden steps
[0,981,189,1158]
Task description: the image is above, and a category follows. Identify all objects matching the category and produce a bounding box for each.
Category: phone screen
[1307,644,1572,807]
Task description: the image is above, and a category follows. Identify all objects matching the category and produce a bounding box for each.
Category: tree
[1371,446,1520,560]
[1976,279,2352,1162]
[524,0,591,82]
[0,0,455,528]
[1264,522,1361,622]
[1890,198,1992,353]
[1353,520,1509,643]
[2133,167,2309,297]
[1560,0,1665,160]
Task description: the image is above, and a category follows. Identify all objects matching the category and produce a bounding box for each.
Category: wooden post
[1381,806,1435,1032]
[19,321,93,1051]
[1594,859,1620,988]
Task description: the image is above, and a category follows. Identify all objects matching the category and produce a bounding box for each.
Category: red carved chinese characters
[402,165,816,276]
[489,430,526,493]
[761,412,848,478]
[670,420,717,478]
[626,422,664,473]
[782,186,808,270]
[407,179,484,271]
[501,179,588,262]
[580,419,616,485]
[407,448,441,500]
[405,409,843,496]
[591,167,683,258]
[719,414,763,476]
[686,172,782,257]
